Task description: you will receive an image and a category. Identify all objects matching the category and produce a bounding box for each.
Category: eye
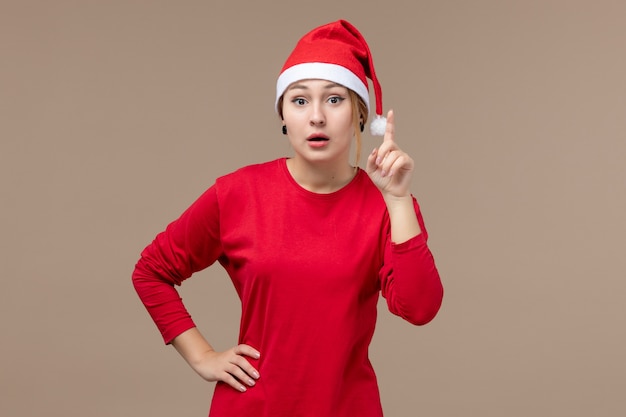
[328,96,345,104]
[292,98,307,106]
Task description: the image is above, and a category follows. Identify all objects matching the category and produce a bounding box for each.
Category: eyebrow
[286,82,344,91]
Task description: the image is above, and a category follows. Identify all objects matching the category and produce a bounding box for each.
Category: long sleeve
[131,160,443,416]
[379,198,444,325]
[132,185,224,344]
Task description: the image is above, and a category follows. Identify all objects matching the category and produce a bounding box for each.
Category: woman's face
[281,79,355,165]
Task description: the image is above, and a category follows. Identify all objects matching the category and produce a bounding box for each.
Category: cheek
[282,106,305,122]
[337,110,355,131]
[283,114,307,131]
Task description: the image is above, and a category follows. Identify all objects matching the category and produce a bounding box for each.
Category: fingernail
[253,371,260,378]
[376,157,382,165]
[248,379,255,386]
[240,385,247,392]
[380,170,387,177]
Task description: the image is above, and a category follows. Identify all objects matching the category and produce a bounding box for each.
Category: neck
[286,157,357,194]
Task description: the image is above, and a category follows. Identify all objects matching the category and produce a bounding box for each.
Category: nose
[309,102,326,126]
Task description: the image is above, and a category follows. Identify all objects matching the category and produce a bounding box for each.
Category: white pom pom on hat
[369,115,387,136]
[276,19,387,136]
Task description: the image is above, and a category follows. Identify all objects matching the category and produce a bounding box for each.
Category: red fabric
[132,158,443,417]
[280,20,371,87]
[279,19,384,118]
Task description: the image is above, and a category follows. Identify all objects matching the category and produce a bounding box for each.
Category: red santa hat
[275,19,387,136]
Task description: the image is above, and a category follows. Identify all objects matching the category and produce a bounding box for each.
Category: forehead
[285,79,348,92]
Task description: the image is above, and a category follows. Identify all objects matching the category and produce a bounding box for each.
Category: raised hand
[366,110,415,199]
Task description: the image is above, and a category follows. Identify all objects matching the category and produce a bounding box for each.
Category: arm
[366,109,420,243]
[367,110,444,324]
[382,193,421,243]
[131,187,223,342]
[378,205,443,325]
[132,186,260,391]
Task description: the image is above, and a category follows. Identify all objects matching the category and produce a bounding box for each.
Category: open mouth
[307,135,329,142]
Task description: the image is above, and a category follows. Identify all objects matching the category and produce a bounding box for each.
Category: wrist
[171,328,215,367]
[188,347,216,366]
[382,193,412,207]
[383,194,421,243]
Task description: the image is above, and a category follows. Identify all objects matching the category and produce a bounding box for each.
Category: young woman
[133,19,443,417]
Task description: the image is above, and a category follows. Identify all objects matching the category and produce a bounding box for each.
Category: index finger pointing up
[383,109,395,143]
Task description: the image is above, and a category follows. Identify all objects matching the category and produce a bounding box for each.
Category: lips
[306,134,329,142]
[306,134,330,148]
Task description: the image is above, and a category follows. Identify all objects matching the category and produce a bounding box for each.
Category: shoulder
[213,159,286,203]
[217,159,283,186]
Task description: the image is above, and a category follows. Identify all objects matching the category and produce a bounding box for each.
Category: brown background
[1,1,625,416]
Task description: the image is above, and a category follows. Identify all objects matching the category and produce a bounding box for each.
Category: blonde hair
[277,88,369,167]
[348,89,368,167]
